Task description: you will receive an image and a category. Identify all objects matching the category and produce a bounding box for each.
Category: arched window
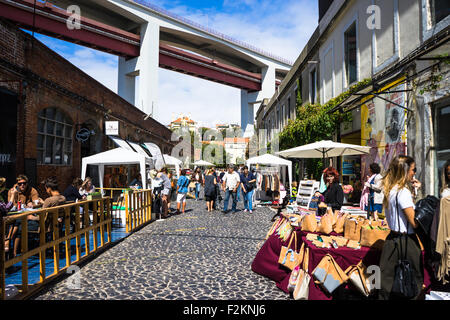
[37,107,73,165]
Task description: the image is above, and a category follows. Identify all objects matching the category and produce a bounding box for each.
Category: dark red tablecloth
[252,230,433,300]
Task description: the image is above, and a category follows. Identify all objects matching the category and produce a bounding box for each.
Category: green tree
[279,79,371,179]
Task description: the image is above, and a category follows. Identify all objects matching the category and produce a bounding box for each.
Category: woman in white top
[441,159,450,199]
[378,155,423,300]
[79,177,95,197]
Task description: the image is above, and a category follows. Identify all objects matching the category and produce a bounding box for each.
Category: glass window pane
[345,22,357,85]
[46,108,55,119]
[54,138,63,164]
[37,150,43,164]
[44,136,54,164]
[38,118,45,133]
[64,153,71,165]
[55,110,64,123]
[65,125,72,138]
[37,134,44,148]
[56,123,63,137]
[46,121,55,135]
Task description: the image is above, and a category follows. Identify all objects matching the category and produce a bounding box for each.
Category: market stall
[246,154,292,201]
[81,147,154,190]
[252,211,432,300]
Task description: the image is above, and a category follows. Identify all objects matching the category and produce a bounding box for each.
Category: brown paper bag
[301,214,317,232]
[318,214,333,235]
[333,213,348,234]
[360,226,391,249]
[344,218,363,242]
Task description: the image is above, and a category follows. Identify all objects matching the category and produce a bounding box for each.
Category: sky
[30,0,318,128]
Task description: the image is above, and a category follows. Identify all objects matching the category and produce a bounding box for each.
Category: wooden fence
[0,198,112,300]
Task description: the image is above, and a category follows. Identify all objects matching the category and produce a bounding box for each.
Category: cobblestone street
[34,196,287,300]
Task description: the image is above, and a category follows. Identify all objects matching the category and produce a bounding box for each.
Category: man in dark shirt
[63,178,85,202]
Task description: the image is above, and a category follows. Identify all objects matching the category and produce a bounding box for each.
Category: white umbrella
[193,159,215,167]
[276,140,371,171]
[277,140,371,159]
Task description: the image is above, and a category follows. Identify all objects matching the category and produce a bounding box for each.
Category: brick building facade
[0,18,175,194]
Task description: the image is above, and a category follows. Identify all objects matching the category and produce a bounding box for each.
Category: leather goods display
[346,240,361,250]
[360,225,390,249]
[344,218,364,241]
[312,254,349,294]
[278,232,302,270]
[345,261,376,297]
[293,246,310,300]
[318,214,333,235]
[333,212,348,234]
[306,233,318,241]
[330,236,348,247]
[301,213,318,232]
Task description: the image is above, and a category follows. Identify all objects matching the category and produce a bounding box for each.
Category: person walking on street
[193,167,204,201]
[222,165,241,213]
[158,168,172,218]
[204,169,217,212]
[240,166,256,214]
[176,169,190,214]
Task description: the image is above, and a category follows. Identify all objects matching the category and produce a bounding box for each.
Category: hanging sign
[105,121,119,135]
[76,128,91,142]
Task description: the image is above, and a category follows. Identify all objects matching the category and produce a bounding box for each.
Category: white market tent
[81,147,153,190]
[163,154,182,178]
[193,159,215,167]
[246,153,293,197]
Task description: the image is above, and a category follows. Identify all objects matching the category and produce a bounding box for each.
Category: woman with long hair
[379,155,423,300]
[79,177,95,197]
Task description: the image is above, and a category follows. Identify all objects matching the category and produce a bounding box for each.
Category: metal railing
[1,198,112,300]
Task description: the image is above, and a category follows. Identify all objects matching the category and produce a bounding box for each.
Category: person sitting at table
[0,177,8,203]
[8,174,42,209]
[63,178,85,202]
[318,167,344,213]
[2,186,17,253]
[79,177,96,197]
[12,177,66,257]
[129,174,143,189]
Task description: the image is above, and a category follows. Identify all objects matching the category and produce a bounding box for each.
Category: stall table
[252,229,433,300]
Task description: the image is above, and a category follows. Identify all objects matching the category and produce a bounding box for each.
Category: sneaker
[244,209,248,212]
[249,210,253,214]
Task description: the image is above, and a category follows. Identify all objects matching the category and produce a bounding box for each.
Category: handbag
[318,214,333,235]
[360,225,390,249]
[312,254,349,294]
[345,261,376,297]
[391,193,418,299]
[288,242,306,292]
[344,218,363,241]
[301,213,318,232]
[333,213,349,234]
[293,246,310,300]
[278,231,302,270]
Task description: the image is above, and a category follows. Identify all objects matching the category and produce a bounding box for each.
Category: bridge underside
[0,0,287,91]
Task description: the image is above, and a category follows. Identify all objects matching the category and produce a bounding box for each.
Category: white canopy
[246,153,293,196]
[144,142,166,171]
[163,154,182,178]
[276,140,371,159]
[81,147,153,190]
[193,159,215,167]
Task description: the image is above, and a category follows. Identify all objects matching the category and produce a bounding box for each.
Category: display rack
[296,180,320,208]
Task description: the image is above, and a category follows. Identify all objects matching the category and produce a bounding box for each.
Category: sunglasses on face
[17,182,27,186]
[413,168,417,174]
